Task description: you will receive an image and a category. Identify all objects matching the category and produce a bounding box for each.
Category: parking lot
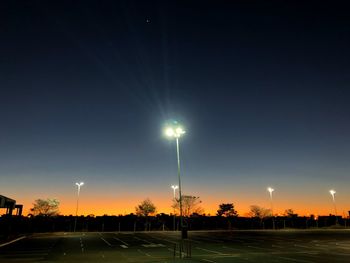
[1,230,350,262]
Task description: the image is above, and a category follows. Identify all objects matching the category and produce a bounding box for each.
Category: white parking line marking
[277,256,314,263]
[134,236,152,244]
[334,244,350,249]
[196,247,226,255]
[272,244,284,248]
[100,237,112,247]
[247,245,271,250]
[137,249,151,257]
[294,244,312,249]
[202,259,217,263]
[114,237,129,246]
[0,236,26,247]
[3,252,48,256]
[146,235,177,244]
[142,243,165,247]
[197,236,224,243]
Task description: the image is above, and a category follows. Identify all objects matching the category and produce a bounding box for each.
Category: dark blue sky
[1,1,350,215]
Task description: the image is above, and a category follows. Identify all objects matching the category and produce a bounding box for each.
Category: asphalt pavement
[1,230,350,262]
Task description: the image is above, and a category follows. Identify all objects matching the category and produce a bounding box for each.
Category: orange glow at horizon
[2,179,348,218]
[8,194,348,218]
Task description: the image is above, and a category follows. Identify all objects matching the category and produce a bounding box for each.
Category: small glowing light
[171,185,178,190]
[76,182,84,187]
[329,190,336,196]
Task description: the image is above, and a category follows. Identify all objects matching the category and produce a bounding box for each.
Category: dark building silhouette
[0,195,23,216]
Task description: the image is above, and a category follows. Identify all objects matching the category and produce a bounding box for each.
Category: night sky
[1,1,350,216]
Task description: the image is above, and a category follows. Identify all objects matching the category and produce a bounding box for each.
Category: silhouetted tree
[217,203,238,230]
[31,198,60,216]
[283,209,298,228]
[173,195,203,217]
[284,209,298,217]
[217,203,238,217]
[249,205,270,219]
[135,198,156,231]
[135,198,156,217]
[249,205,271,228]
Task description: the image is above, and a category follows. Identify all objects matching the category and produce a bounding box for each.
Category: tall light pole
[74,182,84,232]
[165,122,186,239]
[267,187,275,229]
[329,189,338,225]
[171,185,178,231]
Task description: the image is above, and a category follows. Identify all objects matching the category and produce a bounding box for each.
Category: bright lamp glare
[176,127,185,135]
[165,128,174,137]
[164,121,186,139]
[329,190,336,195]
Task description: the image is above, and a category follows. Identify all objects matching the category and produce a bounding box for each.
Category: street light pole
[329,189,338,225]
[74,182,84,232]
[164,122,186,239]
[267,187,275,229]
[171,185,178,231]
[176,137,184,233]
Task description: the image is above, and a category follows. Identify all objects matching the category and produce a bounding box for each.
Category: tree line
[29,196,300,219]
[1,197,345,239]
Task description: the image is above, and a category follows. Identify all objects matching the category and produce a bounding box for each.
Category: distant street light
[171,185,179,198]
[165,122,186,239]
[74,182,84,232]
[329,189,338,224]
[171,185,178,231]
[267,187,275,229]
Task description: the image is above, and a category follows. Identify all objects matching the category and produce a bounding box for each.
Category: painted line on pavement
[100,237,112,247]
[147,235,177,244]
[247,245,273,251]
[0,236,26,248]
[196,236,224,243]
[114,237,129,246]
[137,249,151,257]
[196,247,226,255]
[134,236,153,244]
[201,259,217,263]
[276,256,314,263]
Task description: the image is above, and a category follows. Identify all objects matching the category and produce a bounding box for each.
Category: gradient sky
[1,1,350,217]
